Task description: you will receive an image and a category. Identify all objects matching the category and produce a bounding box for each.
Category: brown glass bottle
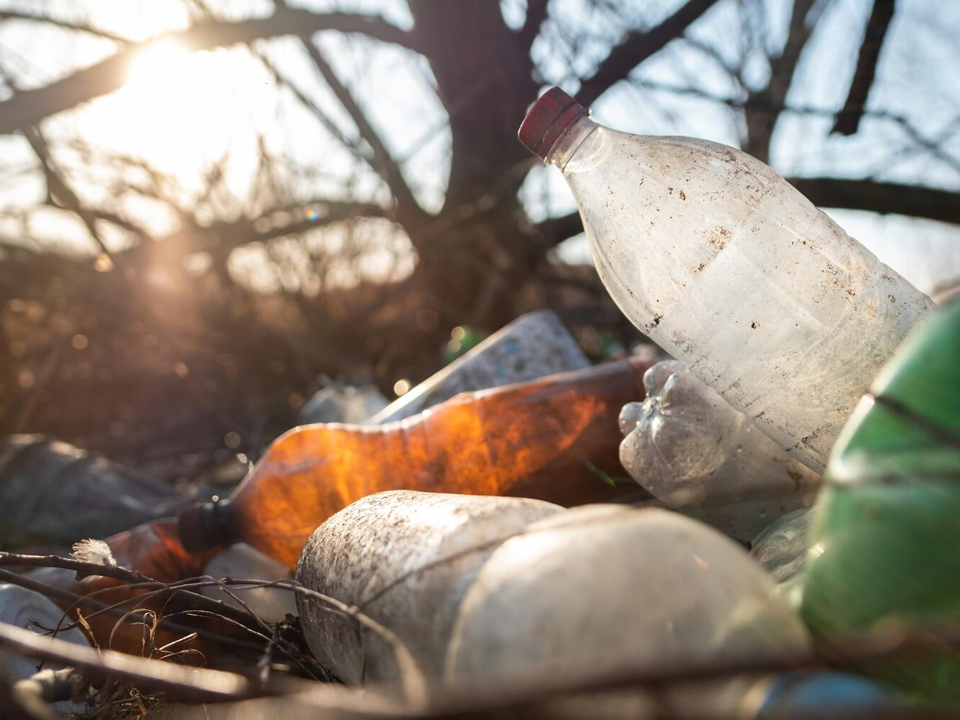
[180,358,651,568]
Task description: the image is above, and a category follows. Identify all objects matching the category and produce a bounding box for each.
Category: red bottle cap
[518,87,587,160]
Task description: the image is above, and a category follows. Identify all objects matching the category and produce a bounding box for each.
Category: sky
[0,0,958,296]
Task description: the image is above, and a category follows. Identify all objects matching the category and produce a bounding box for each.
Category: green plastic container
[801,300,960,703]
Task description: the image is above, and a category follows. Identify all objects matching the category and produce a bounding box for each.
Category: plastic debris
[295,491,561,685]
[201,544,297,623]
[619,361,820,541]
[750,507,814,585]
[0,583,91,714]
[370,310,589,424]
[0,436,202,549]
[179,358,649,568]
[520,87,932,471]
[802,299,960,704]
[447,505,811,686]
[297,384,388,426]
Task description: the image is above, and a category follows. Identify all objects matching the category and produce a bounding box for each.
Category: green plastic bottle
[801,299,960,703]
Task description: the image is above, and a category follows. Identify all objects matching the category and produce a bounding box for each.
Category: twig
[0,551,156,585]
[0,622,277,703]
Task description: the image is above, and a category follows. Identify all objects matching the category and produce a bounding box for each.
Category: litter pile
[0,87,956,719]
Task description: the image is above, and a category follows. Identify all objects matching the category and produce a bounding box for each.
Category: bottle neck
[179,496,239,552]
[546,114,599,171]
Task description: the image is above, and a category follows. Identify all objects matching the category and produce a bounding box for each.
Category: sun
[126,39,194,91]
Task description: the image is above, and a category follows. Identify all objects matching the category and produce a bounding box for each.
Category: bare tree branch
[0,10,129,44]
[21,125,114,260]
[0,10,419,134]
[299,40,424,223]
[577,0,722,105]
[787,177,960,225]
[743,0,818,163]
[831,0,897,136]
[539,177,960,248]
[253,49,367,163]
[141,199,389,258]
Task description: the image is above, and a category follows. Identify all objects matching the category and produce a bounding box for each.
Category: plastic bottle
[295,491,561,685]
[200,544,297,624]
[0,435,201,549]
[446,505,811,686]
[519,88,933,471]
[750,506,814,585]
[619,360,820,541]
[801,300,960,704]
[180,358,650,569]
[370,310,589,424]
[297,384,388,426]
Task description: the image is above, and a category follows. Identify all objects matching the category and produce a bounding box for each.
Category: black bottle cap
[178,496,237,552]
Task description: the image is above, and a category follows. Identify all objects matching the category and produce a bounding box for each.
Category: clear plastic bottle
[519,88,933,471]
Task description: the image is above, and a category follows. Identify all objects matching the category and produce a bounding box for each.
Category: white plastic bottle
[519,88,933,471]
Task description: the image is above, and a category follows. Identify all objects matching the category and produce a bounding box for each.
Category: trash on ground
[802,299,960,703]
[0,436,203,549]
[447,504,811,687]
[619,360,821,541]
[0,583,91,714]
[295,490,561,685]
[521,87,933,472]
[178,357,650,568]
[296,383,388,426]
[201,543,297,623]
[0,81,953,720]
[370,310,589,424]
[750,506,814,585]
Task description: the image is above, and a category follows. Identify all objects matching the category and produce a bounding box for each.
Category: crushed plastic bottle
[370,310,589,424]
[519,88,933,471]
[0,436,200,549]
[801,300,960,704]
[447,505,811,686]
[295,491,561,685]
[619,361,820,541]
[179,358,650,569]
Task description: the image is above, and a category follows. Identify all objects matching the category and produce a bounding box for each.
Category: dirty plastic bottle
[619,360,820,541]
[519,88,933,471]
[447,505,811,686]
[801,300,960,704]
[370,310,589,424]
[295,491,562,685]
[180,359,650,569]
